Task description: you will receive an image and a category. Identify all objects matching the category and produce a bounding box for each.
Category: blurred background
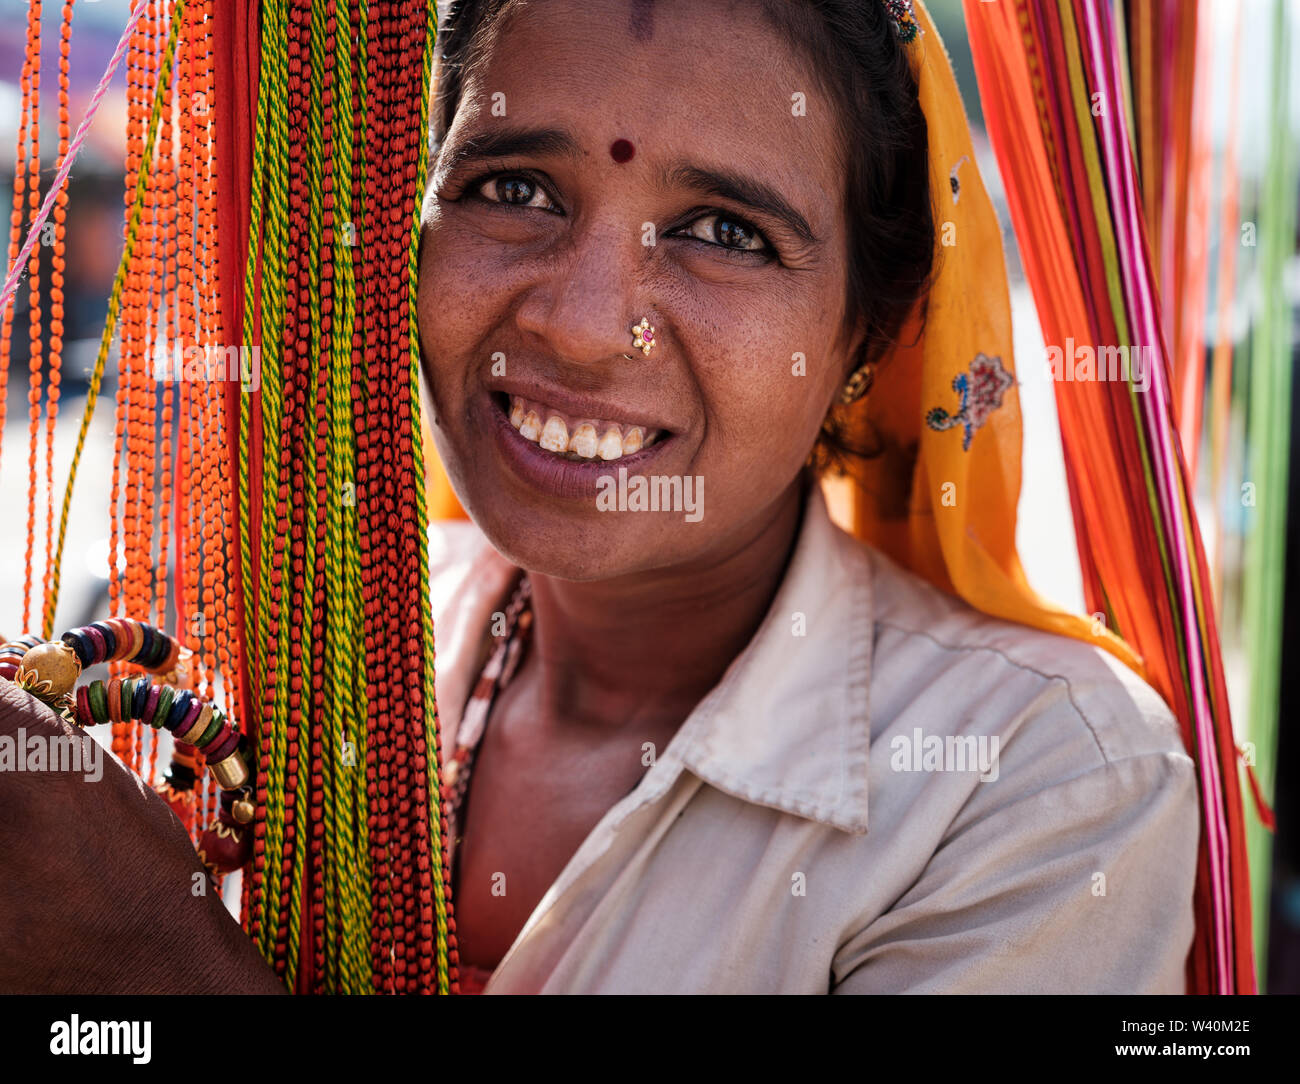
[1,0,1297,990]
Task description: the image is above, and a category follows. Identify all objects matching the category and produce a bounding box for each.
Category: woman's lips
[482,391,677,501]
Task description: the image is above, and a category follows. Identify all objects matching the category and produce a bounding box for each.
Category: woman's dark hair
[430,0,935,473]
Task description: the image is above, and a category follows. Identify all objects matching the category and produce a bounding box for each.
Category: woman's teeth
[505,395,660,462]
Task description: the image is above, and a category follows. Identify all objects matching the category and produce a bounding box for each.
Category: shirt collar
[671,480,873,833]
[428,478,874,835]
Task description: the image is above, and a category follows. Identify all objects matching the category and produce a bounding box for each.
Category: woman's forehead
[445,0,844,213]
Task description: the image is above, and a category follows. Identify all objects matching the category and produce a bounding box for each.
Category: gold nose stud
[630,317,656,356]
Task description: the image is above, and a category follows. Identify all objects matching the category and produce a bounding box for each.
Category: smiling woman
[412,0,1199,993]
[0,0,1212,1001]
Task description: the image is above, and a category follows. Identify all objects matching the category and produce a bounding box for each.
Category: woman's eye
[676,213,770,254]
[475,172,558,212]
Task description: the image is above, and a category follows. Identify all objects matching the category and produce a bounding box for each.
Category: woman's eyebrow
[437,124,582,176]
[657,161,818,245]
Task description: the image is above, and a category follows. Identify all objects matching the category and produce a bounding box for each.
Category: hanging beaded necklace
[1,0,450,993]
[443,573,533,877]
[441,572,532,995]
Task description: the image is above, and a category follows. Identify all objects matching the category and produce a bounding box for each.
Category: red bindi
[609,138,635,164]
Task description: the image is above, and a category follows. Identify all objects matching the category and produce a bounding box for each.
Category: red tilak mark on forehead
[609,138,635,163]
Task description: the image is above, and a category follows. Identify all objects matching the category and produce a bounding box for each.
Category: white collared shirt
[427,483,1198,993]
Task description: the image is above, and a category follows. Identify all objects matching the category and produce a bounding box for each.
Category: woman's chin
[464,500,672,583]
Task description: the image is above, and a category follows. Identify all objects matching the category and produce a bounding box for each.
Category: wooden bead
[194,711,225,749]
[124,620,145,662]
[205,728,239,761]
[86,681,110,724]
[90,621,119,659]
[81,626,108,665]
[136,624,157,667]
[14,641,82,699]
[133,679,152,721]
[106,618,134,661]
[175,700,202,738]
[142,684,163,728]
[60,630,92,668]
[179,704,213,745]
[147,685,175,729]
[159,638,181,675]
[164,691,192,731]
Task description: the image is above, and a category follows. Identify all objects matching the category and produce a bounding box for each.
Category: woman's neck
[519,472,811,735]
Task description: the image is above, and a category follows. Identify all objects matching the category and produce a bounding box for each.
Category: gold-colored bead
[232,798,255,825]
[210,751,249,789]
[14,641,82,699]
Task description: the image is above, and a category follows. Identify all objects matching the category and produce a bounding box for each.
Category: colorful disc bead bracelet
[0,619,254,875]
[3,616,187,716]
[72,674,247,786]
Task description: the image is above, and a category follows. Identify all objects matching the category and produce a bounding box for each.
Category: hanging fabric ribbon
[961,0,1257,994]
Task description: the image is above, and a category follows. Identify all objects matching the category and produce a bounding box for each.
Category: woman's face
[417,0,862,581]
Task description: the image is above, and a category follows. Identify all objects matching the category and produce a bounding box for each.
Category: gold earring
[630,317,656,356]
[839,361,876,405]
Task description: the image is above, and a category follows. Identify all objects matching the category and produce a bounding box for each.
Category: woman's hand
[0,679,284,994]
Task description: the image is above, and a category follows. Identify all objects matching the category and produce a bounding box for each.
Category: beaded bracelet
[2,616,185,708]
[73,674,247,786]
[0,619,253,874]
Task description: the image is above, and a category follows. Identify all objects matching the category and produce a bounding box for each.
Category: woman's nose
[512,220,649,369]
